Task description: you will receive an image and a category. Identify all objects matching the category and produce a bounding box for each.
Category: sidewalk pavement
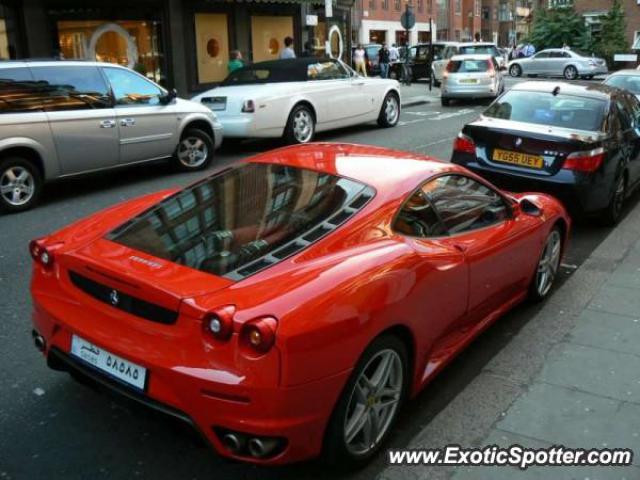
[381,202,640,480]
[400,82,439,108]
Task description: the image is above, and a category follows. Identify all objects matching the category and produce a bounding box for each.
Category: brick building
[355,0,437,45]
[480,0,536,46]
[569,0,640,50]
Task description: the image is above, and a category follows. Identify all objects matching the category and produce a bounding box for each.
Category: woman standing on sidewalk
[353,44,367,76]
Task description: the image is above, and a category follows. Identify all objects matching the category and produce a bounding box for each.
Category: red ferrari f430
[30,144,570,466]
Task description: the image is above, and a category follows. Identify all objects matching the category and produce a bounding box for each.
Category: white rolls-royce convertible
[191,58,401,144]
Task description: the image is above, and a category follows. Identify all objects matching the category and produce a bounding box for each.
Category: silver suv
[0,61,223,212]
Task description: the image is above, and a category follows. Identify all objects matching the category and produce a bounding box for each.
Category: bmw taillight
[563,147,605,172]
[29,239,61,270]
[453,132,476,155]
[240,317,278,355]
[204,305,236,341]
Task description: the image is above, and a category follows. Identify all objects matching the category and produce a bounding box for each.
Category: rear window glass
[483,90,607,132]
[449,60,490,73]
[605,75,640,95]
[107,163,373,279]
[459,45,499,57]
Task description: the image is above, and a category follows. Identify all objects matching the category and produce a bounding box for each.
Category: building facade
[570,0,640,50]
[480,0,534,46]
[355,0,437,46]
[0,0,356,94]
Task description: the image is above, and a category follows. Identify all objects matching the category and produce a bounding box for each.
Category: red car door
[424,174,540,326]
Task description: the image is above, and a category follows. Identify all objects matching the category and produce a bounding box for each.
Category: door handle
[120,118,136,127]
[99,119,116,128]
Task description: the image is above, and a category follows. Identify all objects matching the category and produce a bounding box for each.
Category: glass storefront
[56,20,164,83]
[251,15,294,62]
[306,7,349,62]
[195,13,230,84]
[0,2,20,59]
[369,29,386,44]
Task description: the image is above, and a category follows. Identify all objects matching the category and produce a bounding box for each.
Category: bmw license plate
[70,335,147,391]
[493,148,543,169]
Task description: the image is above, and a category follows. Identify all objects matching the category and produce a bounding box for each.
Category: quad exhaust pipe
[219,430,283,458]
[247,437,280,458]
[221,433,245,454]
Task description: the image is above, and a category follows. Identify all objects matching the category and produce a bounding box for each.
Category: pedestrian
[389,43,400,63]
[302,40,314,57]
[524,43,535,57]
[378,43,391,78]
[227,50,244,73]
[474,32,481,42]
[279,36,296,59]
[353,43,368,77]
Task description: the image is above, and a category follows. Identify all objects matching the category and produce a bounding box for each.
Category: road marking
[404,111,441,117]
[428,109,478,121]
[414,137,455,150]
[398,119,427,126]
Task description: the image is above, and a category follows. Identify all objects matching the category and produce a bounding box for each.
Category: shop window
[418,31,431,43]
[56,20,163,84]
[0,3,19,59]
[251,16,294,62]
[103,67,163,106]
[369,30,386,44]
[195,13,230,84]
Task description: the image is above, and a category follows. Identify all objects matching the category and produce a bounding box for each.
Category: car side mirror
[519,197,543,217]
[160,88,177,105]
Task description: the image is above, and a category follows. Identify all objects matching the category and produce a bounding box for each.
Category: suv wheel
[174,128,214,171]
[0,157,42,213]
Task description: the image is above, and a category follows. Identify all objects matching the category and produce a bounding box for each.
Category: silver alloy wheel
[177,136,208,168]
[344,349,403,456]
[536,230,562,297]
[509,65,521,77]
[0,166,35,207]
[293,109,314,143]
[564,66,577,80]
[385,95,399,125]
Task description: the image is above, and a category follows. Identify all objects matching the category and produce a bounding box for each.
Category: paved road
[0,92,626,480]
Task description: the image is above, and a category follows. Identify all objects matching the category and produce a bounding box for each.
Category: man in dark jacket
[378,44,391,78]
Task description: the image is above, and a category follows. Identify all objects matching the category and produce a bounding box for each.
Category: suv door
[102,67,178,165]
[29,65,119,175]
[423,174,540,325]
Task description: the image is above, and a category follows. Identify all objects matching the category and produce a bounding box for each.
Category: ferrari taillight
[29,239,61,270]
[240,317,278,355]
[453,132,476,155]
[563,147,605,172]
[204,305,236,341]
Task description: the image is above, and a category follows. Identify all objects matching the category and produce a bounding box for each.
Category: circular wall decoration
[206,38,220,58]
[269,38,280,55]
[328,25,343,60]
[87,22,138,69]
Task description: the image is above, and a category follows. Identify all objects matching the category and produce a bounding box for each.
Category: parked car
[432,42,505,87]
[0,60,223,213]
[603,69,640,101]
[351,43,382,76]
[30,143,569,466]
[451,81,640,225]
[508,48,607,80]
[407,41,454,83]
[441,54,505,106]
[192,58,401,145]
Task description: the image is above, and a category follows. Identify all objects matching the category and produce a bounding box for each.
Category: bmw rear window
[483,90,607,132]
[107,163,374,280]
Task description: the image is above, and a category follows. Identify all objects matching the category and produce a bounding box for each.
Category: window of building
[369,0,376,10]
[482,6,490,20]
[394,0,401,10]
[634,32,640,50]
[382,0,389,10]
[455,29,461,40]
[369,30,387,44]
[455,0,462,14]
[498,2,511,21]
[418,0,424,13]
[475,0,481,16]
[428,0,433,13]
[0,3,20,59]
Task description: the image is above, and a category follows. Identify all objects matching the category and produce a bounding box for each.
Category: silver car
[0,61,223,213]
[603,70,640,101]
[441,54,505,106]
[432,42,506,86]
[508,48,608,80]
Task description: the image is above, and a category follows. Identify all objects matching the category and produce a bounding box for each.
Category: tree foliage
[527,7,589,51]
[593,0,628,66]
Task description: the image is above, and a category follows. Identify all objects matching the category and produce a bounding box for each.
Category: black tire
[585,75,594,80]
[509,64,522,77]
[323,334,409,468]
[377,92,400,128]
[284,104,315,144]
[173,128,215,171]
[563,65,578,80]
[0,156,42,213]
[441,97,450,107]
[600,172,627,226]
[528,226,563,302]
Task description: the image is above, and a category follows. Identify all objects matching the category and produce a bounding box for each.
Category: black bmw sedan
[451,81,640,224]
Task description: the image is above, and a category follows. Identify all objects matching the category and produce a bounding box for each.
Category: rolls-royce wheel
[284,104,315,144]
[323,334,408,467]
[174,128,214,171]
[0,156,42,213]
[377,93,400,128]
[528,226,563,302]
